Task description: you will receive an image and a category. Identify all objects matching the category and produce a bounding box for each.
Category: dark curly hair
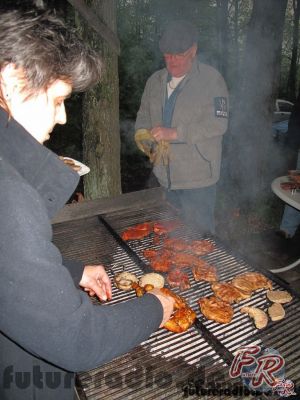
[0,7,102,105]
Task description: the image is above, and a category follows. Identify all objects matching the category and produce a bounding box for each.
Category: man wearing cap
[135,20,229,234]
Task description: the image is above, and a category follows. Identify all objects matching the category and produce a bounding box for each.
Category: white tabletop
[271,176,300,211]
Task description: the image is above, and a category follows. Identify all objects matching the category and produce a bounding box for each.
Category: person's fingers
[96,278,112,300]
[84,288,96,296]
[86,280,108,301]
[96,270,112,300]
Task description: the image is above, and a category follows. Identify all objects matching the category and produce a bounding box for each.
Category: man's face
[1,64,72,144]
[10,79,72,144]
[164,44,197,77]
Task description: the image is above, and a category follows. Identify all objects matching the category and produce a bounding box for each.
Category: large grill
[52,191,300,399]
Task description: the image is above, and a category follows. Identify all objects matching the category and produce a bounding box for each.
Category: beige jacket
[135,60,229,189]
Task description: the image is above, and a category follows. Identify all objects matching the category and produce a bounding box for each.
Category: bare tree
[79,0,121,199]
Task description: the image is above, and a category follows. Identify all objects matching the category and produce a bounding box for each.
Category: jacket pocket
[194,144,212,178]
[169,143,213,184]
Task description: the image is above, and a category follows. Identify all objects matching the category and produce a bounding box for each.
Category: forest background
[3,0,300,235]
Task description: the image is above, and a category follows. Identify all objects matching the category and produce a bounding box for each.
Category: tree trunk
[229,0,288,208]
[232,0,240,93]
[287,0,300,102]
[79,0,121,200]
[216,0,229,82]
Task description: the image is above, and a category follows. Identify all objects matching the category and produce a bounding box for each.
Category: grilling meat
[149,249,174,272]
[167,268,191,291]
[190,240,215,256]
[143,248,158,260]
[231,272,272,294]
[192,260,218,282]
[160,287,187,309]
[160,288,196,333]
[121,222,153,241]
[171,253,201,268]
[211,282,250,304]
[198,296,234,324]
[240,306,268,329]
[266,290,292,304]
[268,303,285,321]
[150,258,172,272]
[164,307,197,333]
[164,238,190,252]
[153,220,181,235]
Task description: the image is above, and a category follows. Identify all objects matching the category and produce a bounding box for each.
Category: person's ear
[0,63,22,100]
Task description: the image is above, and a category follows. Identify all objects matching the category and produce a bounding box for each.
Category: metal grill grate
[52,202,300,399]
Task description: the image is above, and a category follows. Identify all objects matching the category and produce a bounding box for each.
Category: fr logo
[229,345,296,396]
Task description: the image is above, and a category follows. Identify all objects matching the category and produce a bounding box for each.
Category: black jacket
[0,108,163,399]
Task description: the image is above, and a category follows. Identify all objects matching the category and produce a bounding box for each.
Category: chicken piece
[211,282,250,304]
[133,285,195,333]
[231,272,272,294]
[160,287,187,309]
[266,290,292,304]
[167,268,191,291]
[192,260,218,282]
[268,303,285,321]
[159,287,196,333]
[164,307,197,333]
[171,253,201,268]
[240,306,268,329]
[153,220,181,235]
[121,222,153,241]
[164,238,190,252]
[189,240,215,256]
[198,296,234,324]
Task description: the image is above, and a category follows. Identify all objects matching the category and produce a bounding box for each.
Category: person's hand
[148,288,175,327]
[80,265,112,301]
[151,126,177,141]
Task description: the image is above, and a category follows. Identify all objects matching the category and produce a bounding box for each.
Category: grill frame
[52,190,300,399]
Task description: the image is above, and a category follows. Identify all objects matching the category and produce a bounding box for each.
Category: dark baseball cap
[159,20,198,54]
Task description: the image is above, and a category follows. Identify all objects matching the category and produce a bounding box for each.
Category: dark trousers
[166,185,216,235]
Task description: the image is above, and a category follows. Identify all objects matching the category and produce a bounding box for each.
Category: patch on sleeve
[214,97,228,118]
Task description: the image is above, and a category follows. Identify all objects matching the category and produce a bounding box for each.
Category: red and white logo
[229,345,295,397]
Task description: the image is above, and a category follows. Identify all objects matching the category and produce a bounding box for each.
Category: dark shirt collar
[0,107,79,219]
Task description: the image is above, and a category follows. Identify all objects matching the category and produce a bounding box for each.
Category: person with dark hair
[277,95,300,239]
[135,20,229,235]
[0,8,174,400]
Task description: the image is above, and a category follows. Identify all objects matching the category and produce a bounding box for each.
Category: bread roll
[139,273,165,289]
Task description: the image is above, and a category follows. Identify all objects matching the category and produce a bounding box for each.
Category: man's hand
[148,288,175,327]
[151,126,177,141]
[80,265,112,301]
